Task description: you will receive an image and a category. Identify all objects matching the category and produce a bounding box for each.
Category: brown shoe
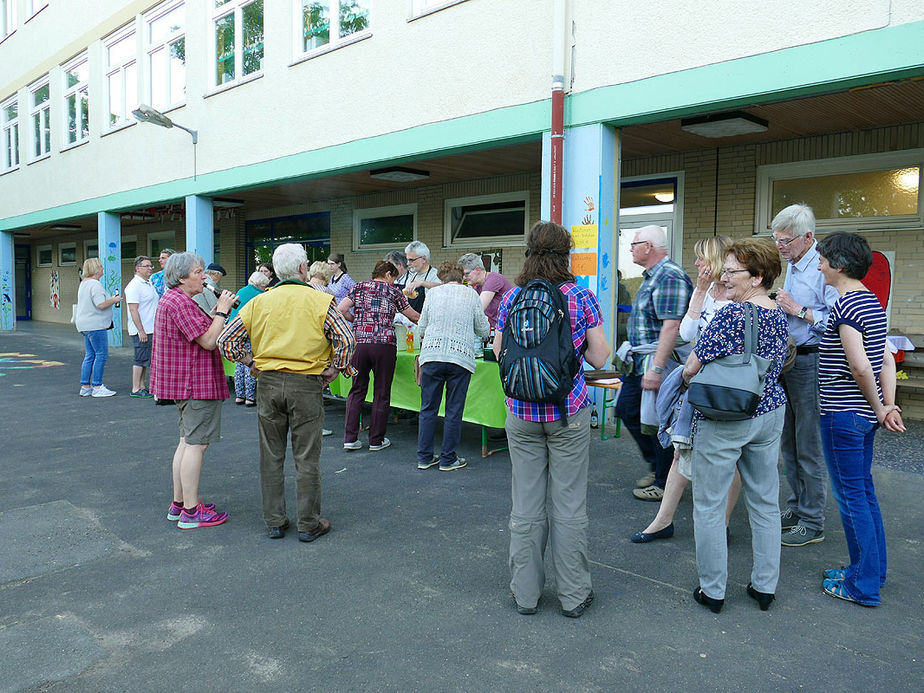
[298,518,331,543]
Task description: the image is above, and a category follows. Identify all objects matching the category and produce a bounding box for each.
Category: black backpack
[498,280,581,425]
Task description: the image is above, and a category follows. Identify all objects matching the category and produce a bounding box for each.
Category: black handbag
[687,302,772,421]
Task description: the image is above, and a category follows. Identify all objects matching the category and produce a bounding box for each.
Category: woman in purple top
[327,253,356,305]
[816,232,904,607]
[338,261,419,451]
[459,252,514,330]
[492,221,611,619]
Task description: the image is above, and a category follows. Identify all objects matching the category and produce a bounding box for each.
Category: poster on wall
[49,271,60,310]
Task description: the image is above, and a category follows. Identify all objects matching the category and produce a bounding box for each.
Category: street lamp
[132,104,198,143]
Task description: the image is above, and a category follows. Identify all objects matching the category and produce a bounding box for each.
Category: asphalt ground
[1,322,922,692]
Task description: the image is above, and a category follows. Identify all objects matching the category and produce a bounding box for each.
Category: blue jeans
[417,361,471,465]
[613,374,673,487]
[80,329,109,387]
[820,411,885,605]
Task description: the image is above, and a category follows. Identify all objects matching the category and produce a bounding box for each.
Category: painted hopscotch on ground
[0,353,66,376]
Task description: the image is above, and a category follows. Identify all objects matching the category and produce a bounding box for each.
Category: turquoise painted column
[98,212,123,347]
[185,195,214,266]
[0,231,15,330]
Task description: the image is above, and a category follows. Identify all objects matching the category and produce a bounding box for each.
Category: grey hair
[383,250,407,268]
[248,271,270,289]
[273,243,307,281]
[404,240,430,261]
[165,252,204,289]
[458,253,483,272]
[308,260,332,283]
[636,225,668,250]
[134,255,151,269]
[771,203,815,238]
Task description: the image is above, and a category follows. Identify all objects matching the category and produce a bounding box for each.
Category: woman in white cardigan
[415,261,491,471]
[75,257,122,397]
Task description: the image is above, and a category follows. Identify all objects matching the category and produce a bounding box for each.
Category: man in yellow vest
[218,243,356,542]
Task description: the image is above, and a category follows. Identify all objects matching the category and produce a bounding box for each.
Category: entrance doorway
[14,244,31,320]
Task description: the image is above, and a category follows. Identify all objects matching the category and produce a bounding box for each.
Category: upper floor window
[1,0,16,40]
[145,1,186,110]
[62,52,89,146]
[29,1,48,17]
[104,25,138,129]
[1,97,19,172]
[300,0,370,54]
[410,0,466,17]
[755,150,924,233]
[28,77,51,160]
[213,0,263,87]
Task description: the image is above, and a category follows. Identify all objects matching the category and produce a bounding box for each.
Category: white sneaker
[343,440,362,450]
[79,386,92,397]
[322,428,333,436]
[369,438,391,451]
[91,385,117,398]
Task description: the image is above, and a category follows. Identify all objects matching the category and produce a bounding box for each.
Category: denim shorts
[131,333,152,367]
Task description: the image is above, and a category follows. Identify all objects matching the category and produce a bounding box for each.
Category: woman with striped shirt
[817,232,905,607]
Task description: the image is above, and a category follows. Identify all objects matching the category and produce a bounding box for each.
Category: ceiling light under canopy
[680,111,769,138]
[370,166,430,183]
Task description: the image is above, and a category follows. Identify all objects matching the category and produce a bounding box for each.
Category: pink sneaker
[167,501,216,521]
[177,502,229,529]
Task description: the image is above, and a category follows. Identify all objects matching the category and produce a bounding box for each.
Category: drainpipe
[550,0,567,224]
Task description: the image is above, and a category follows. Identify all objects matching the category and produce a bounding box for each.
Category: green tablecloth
[329,350,507,429]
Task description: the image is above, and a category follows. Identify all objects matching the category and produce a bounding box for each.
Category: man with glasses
[771,203,839,547]
[614,226,692,502]
[403,241,441,313]
[458,253,513,330]
[125,255,159,398]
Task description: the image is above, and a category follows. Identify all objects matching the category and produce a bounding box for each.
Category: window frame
[1,0,16,41]
[147,230,176,257]
[211,0,264,90]
[83,238,99,260]
[409,0,467,20]
[443,191,530,249]
[58,242,77,267]
[103,23,139,132]
[1,95,19,173]
[352,203,417,252]
[294,0,372,61]
[121,235,138,263]
[36,244,52,268]
[28,1,48,19]
[755,149,924,235]
[62,51,90,149]
[144,0,187,112]
[27,75,51,162]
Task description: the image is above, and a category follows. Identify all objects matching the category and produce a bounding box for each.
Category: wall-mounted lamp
[132,104,198,143]
[681,111,768,138]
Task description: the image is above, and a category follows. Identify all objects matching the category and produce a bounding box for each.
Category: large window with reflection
[145,1,186,110]
[245,213,331,274]
[300,0,370,55]
[1,96,18,172]
[62,52,90,146]
[104,25,138,129]
[213,0,264,87]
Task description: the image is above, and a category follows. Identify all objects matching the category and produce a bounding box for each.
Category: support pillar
[185,195,214,266]
[0,231,15,331]
[98,212,123,347]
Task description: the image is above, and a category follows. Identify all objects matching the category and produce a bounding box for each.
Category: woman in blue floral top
[681,238,790,614]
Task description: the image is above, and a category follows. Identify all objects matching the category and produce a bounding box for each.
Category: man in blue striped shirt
[772,204,839,547]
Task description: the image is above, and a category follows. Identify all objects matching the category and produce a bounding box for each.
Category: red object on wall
[863,251,891,310]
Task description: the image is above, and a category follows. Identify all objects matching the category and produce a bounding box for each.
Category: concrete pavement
[1,322,922,691]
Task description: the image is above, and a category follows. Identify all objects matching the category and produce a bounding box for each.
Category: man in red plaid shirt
[150,252,238,529]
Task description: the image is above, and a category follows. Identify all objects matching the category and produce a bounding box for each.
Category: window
[213,0,263,87]
[104,25,138,129]
[1,0,16,40]
[121,235,138,262]
[410,0,466,18]
[353,204,416,250]
[28,77,50,160]
[300,0,369,55]
[756,150,924,233]
[245,212,330,273]
[83,239,99,260]
[1,97,18,172]
[62,52,89,146]
[36,244,52,267]
[58,242,77,266]
[443,192,528,248]
[145,1,186,110]
[147,230,176,257]
[28,1,48,17]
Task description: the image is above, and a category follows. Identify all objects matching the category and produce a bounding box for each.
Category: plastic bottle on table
[406,326,415,353]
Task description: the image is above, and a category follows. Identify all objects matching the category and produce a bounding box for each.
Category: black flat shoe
[630,523,675,543]
[268,519,289,539]
[561,591,594,618]
[746,583,775,611]
[693,587,724,614]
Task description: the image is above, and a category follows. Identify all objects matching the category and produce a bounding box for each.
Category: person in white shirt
[124,255,159,398]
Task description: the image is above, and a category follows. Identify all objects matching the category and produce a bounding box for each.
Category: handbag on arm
[687,302,772,421]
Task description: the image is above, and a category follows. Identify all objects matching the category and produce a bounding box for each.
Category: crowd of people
[72,203,905,616]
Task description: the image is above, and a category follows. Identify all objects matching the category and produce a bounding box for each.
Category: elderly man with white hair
[218,243,356,543]
[614,225,693,502]
[771,203,839,547]
[403,240,441,313]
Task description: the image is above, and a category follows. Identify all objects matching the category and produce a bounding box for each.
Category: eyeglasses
[406,256,423,263]
[139,264,154,269]
[773,236,798,247]
[720,268,750,277]
[630,241,649,248]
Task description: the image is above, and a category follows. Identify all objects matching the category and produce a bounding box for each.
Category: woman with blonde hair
[631,235,742,542]
[308,260,334,294]
[75,257,122,397]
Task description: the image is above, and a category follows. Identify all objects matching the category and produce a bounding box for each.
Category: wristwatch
[797,306,808,320]
[215,310,229,319]
[651,364,664,374]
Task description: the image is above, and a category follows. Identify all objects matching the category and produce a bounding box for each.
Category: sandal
[823,567,847,581]
[245,400,256,407]
[235,398,245,405]
[822,578,873,606]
